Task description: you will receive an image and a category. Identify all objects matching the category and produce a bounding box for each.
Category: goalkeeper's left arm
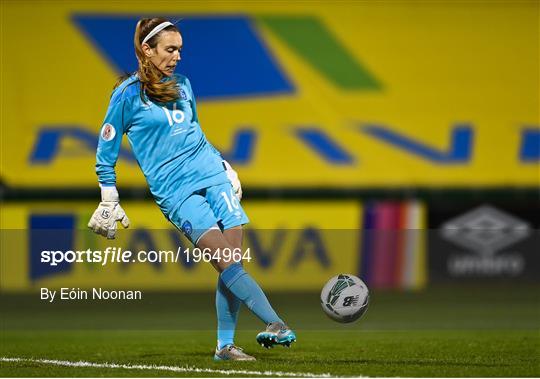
[223,159,242,200]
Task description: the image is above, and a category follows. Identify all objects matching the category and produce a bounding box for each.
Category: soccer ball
[320,274,369,323]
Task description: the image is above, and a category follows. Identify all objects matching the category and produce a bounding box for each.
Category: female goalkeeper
[87,17,296,361]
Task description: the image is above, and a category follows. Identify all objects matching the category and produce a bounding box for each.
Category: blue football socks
[220,263,283,325]
[216,278,241,350]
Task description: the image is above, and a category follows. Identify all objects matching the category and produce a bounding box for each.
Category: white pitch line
[1,357,339,377]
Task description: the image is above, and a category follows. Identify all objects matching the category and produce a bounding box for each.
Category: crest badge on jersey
[181,220,193,236]
[100,123,116,141]
[180,88,187,100]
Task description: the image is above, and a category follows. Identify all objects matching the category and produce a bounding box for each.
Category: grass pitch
[1,285,539,377]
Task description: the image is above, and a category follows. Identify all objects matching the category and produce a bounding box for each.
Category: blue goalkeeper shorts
[169,182,249,244]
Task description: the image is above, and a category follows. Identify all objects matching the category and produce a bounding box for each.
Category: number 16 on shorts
[220,189,239,212]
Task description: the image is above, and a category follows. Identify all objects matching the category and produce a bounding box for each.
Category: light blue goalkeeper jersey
[96,73,229,218]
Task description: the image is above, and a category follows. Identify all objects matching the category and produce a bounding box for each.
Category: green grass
[1,285,539,377]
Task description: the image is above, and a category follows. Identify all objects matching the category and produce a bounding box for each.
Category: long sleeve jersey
[95,73,229,217]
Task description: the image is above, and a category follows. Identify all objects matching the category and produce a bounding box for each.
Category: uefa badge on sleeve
[100,123,116,141]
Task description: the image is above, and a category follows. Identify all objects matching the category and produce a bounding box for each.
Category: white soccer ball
[320,274,369,323]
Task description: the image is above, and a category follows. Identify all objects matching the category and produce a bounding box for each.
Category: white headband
[142,21,173,45]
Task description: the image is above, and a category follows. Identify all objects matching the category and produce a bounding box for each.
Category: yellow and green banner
[1,1,538,188]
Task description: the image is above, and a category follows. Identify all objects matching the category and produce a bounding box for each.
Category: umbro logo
[440,205,530,256]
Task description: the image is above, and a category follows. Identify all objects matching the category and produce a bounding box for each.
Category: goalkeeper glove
[223,160,242,200]
[88,186,130,239]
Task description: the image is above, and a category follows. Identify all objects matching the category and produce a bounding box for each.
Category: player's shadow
[170,351,215,358]
[138,351,209,358]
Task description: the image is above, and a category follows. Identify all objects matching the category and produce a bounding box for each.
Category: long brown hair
[115,18,180,104]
